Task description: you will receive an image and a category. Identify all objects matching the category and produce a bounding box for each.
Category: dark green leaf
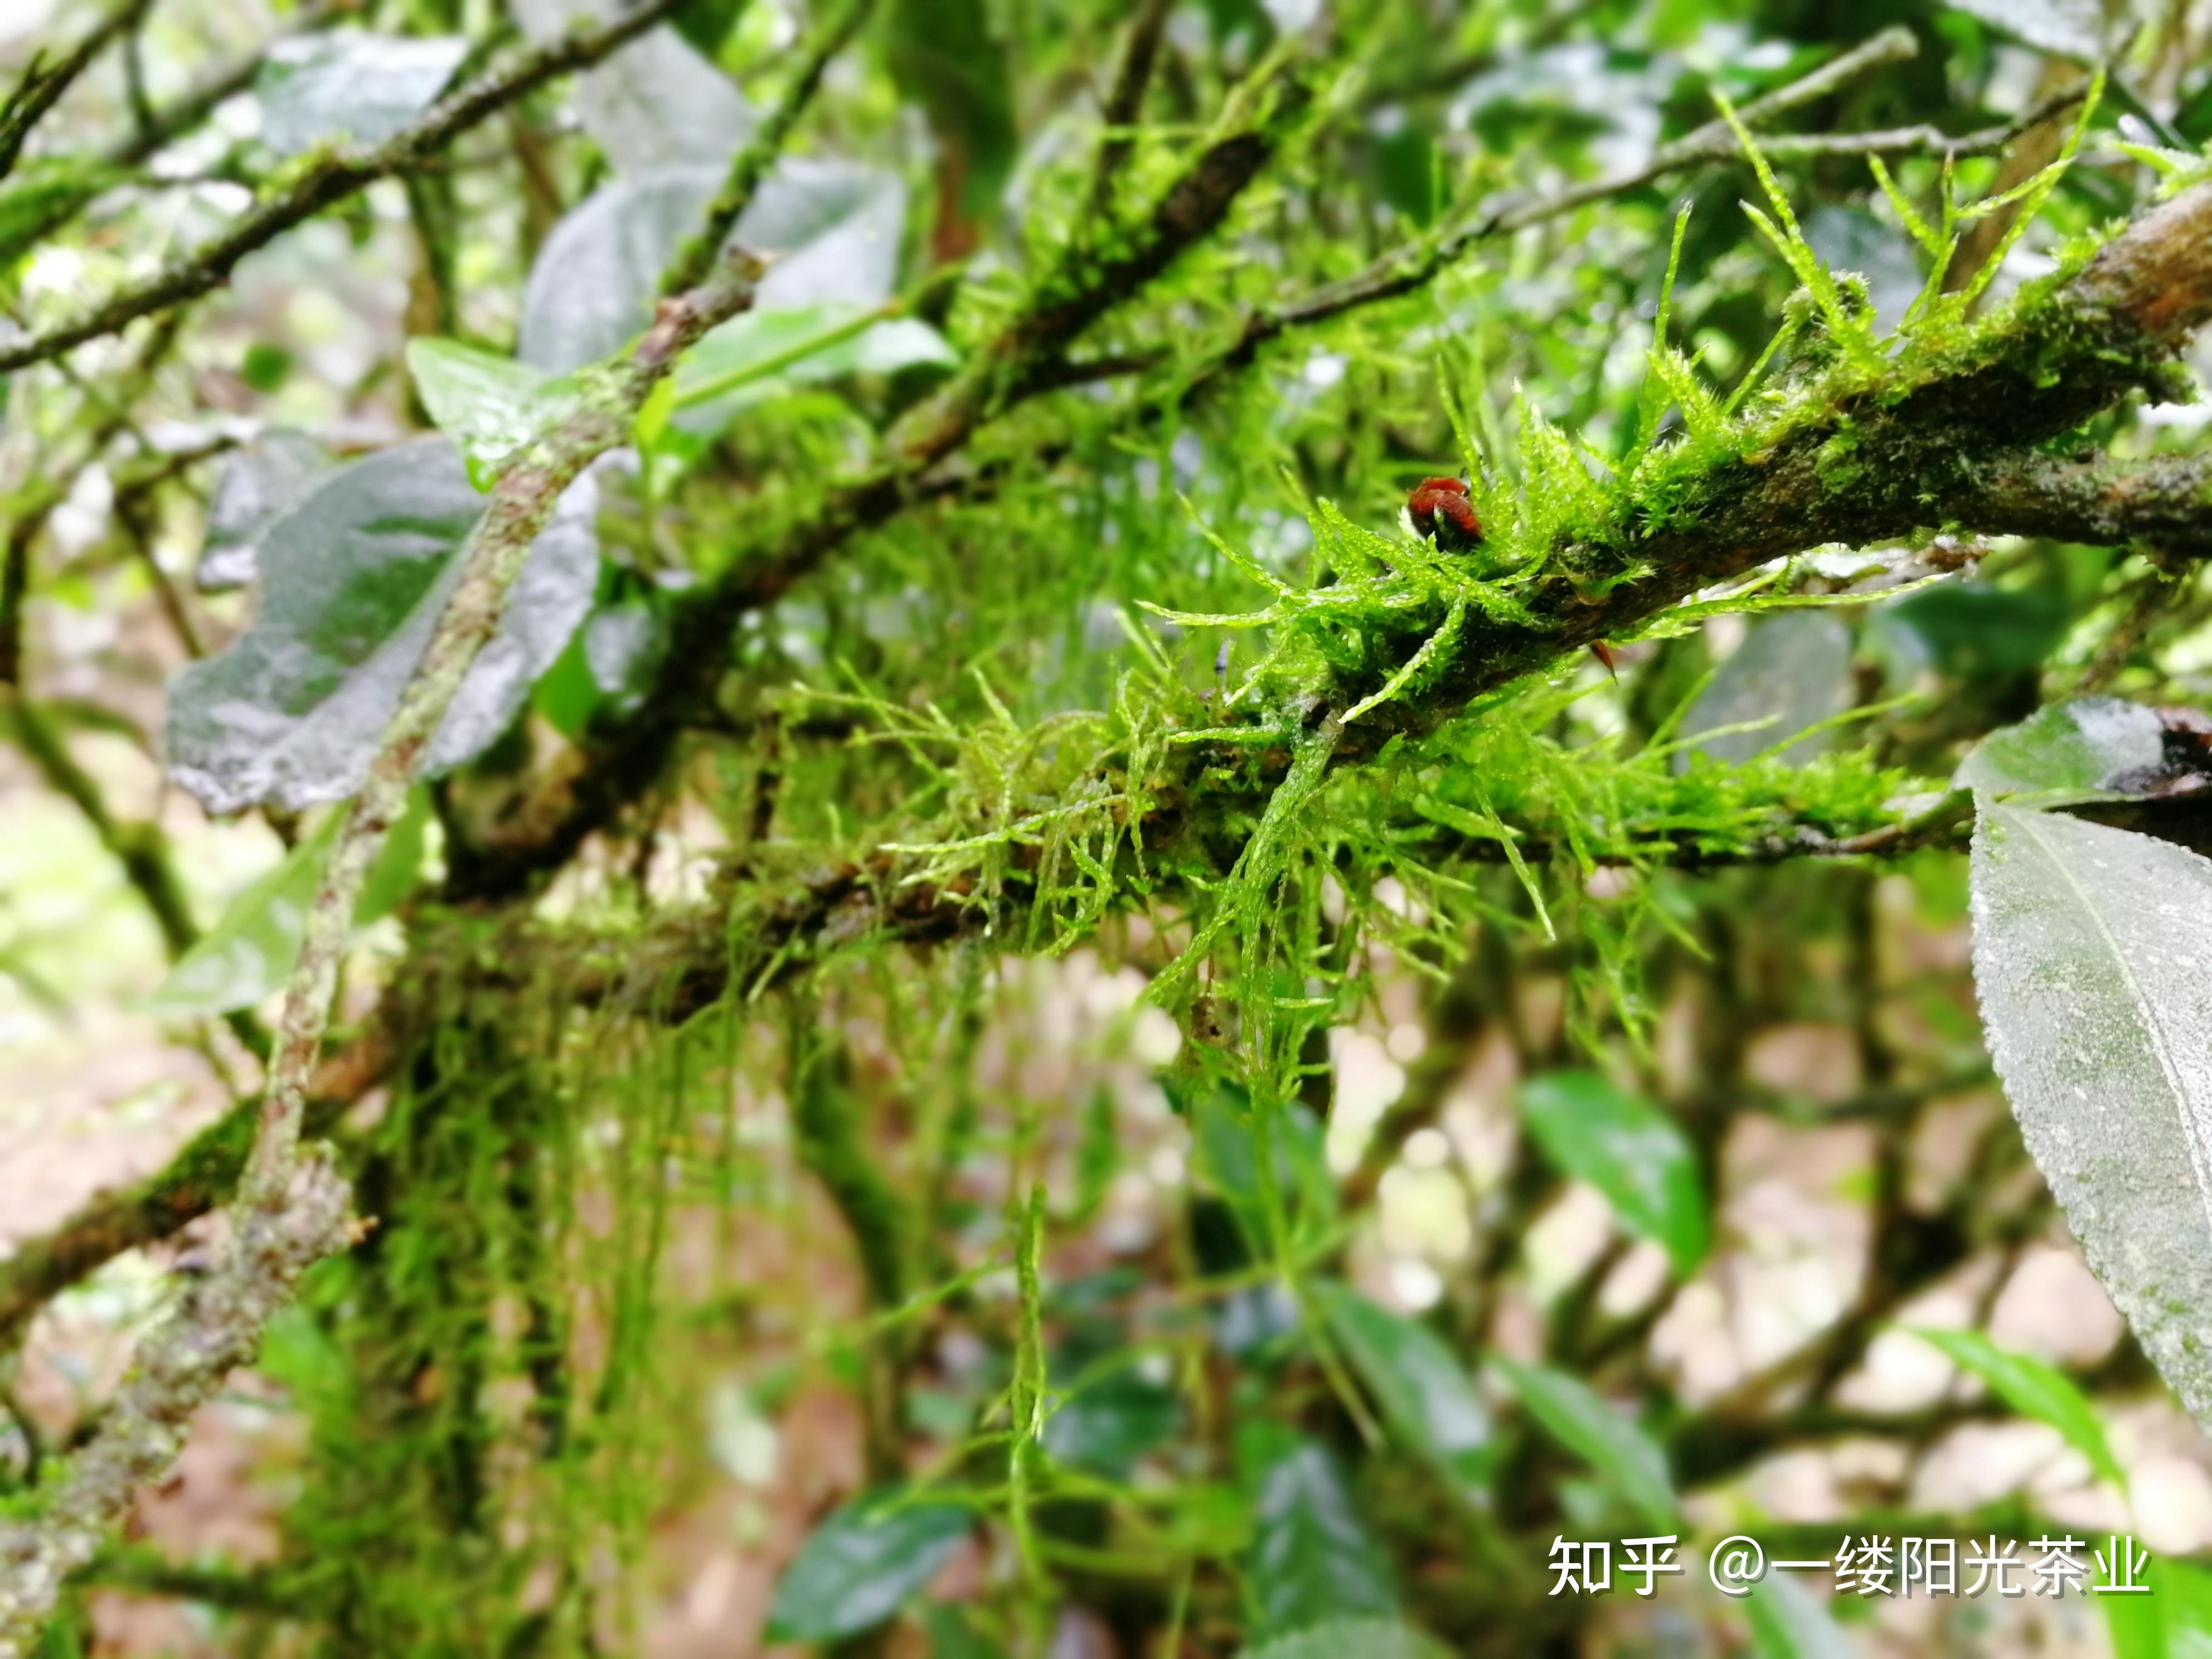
[1517,1071,1707,1274]
[670,0,748,61]
[1488,1355,1675,1529]
[1970,802,2212,1422]
[1042,1368,1180,1479]
[256,31,468,157]
[165,439,597,813]
[1903,1327,2121,1486]
[764,1490,971,1643]
[1240,1427,1398,1638]
[1187,1078,1334,1256]
[1317,1283,1492,1505]
[1879,581,2069,680]
[1956,697,2173,805]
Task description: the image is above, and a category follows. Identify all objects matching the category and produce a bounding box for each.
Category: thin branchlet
[0,0,686,375]
[0,248,766,1653]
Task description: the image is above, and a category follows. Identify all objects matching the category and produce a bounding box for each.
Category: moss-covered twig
[1080,0,1174,229]
[0,0,151,181]
[0,0,686,375]
[0,248,767,1656]
[449,49,1316,900]
[659,0,874,297]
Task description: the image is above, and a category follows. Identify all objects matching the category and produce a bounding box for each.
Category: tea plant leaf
[1488,1355,1675,1529]
[1517,1072,1708,1274]
[257,31,468,157]
[1970,803,2212,1424]
[764,1491,972,1643]
[1318,1283,1493,1505]
[1902,1326,2123,1487]
[165,440,598,813]
[1241,1430,1399,1638]
[193,430,335,593]
[518,162,905,373]
[1956,697,2172,806]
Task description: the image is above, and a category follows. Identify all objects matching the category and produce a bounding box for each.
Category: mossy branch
[0,0,150,181]
[0,249,766,1654]
[448,48,1317,901]
[659,0,874,297]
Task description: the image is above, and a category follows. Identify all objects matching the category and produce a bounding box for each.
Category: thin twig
[0,0,684,375]
[0,0,152,181]
[659,0,871,296]
[1080,0,1173,228]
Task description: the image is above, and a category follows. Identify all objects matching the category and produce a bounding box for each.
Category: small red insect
[1408,475,1620,680]
[1406,475,1482,552]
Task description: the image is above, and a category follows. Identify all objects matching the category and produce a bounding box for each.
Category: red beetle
[1406,475,1482,552]
[1408,474,1619,679]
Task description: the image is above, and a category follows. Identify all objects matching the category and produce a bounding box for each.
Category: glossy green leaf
[165,440,598,814]
[1239,1619,1452,1659]
[149,791,430,1016]
[1240,1428,1398,1638]
[1318,1283,1493,1505]
[1517,1071,1708,1274]
[2104,1555,2212,1659]
[1970,803,2212,1424]
[406,339,579,486]
[1957,697,2171,806]
[518,162,906,375]
[1041,1367,1181,1479]
[1744,1571,1853,1659]
[1904,1327,2123,1486]
[256,31,468,157]
[764,1490,971,1643]
[664,302,955,450]
[1488,1355,1675,1529]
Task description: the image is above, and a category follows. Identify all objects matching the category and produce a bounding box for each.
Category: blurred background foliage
[2,0,2211,1653]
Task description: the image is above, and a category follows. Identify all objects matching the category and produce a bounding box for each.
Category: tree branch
[446,48,1316,900]
[0,245,765,1654]
[0,0,683,375]
[1952,449,2212,555]
[659,0,872,296]
[0,0,152,182]
[1080,0,1173,228]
